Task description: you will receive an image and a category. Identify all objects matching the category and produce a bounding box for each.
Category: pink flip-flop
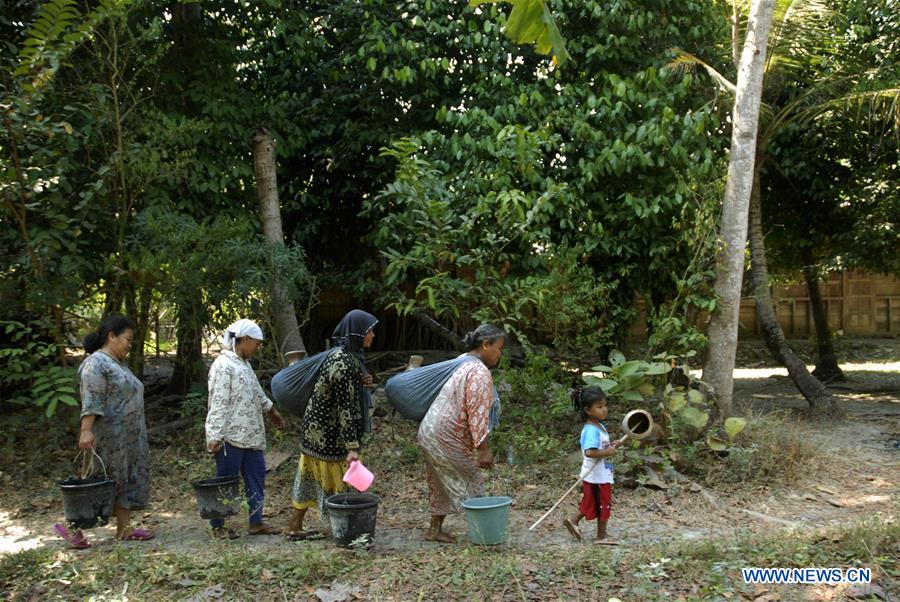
[54,523,91,549]
[120,527,154,541]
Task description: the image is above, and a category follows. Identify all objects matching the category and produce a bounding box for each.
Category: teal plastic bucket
[461,496,512,545]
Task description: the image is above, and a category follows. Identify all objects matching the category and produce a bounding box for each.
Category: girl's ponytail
[570,386,583,411]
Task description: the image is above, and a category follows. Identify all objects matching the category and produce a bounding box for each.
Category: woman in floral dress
[76,314,153,542]
[417,324,506,543]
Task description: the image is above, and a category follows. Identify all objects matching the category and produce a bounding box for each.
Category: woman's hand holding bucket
[78,429,96,450]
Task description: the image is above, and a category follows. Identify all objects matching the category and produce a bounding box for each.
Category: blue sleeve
[580,425,601,451]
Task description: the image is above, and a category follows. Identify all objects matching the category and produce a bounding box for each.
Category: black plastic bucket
[324,492,380,548]
[191,475,241,520]
[57,477,115,529]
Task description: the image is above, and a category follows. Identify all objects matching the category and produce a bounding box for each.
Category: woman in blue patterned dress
[77,314,153,541]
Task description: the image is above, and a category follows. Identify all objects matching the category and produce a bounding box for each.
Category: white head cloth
[222,319,264,350]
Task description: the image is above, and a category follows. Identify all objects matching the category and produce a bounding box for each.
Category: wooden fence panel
[740,271,900,337]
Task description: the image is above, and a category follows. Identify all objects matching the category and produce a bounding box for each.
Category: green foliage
[366,0,727,349]
[583,349,748,460]
[3,0,731,383]
[583,350,671,404]
[646,177,721,356]
[678,0,900,286]
[367,135,623,356]
[131,211,318,368]
[493,353,573,462]
[0,320,78,417]
[470,0,571,64]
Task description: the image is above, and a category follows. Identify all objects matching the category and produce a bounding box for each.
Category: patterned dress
[79,351,150,510]
[292,348,365,511]
[417,359,494,515]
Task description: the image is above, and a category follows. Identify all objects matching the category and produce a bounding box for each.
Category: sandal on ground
[286,529,325,541]
[212,527,239,540]
[54,523,91,549]
[593,539,620,546]
[563,518,582,541]
[248,523,280,535]
[119,527,154,541]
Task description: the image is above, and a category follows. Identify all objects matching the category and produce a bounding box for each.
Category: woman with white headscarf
[205,319,285,539]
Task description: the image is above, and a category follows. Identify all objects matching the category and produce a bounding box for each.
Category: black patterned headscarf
[332,310,378,353]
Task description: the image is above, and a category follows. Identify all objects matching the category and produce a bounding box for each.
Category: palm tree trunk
[802,261,844,383]
[748,163,843,418]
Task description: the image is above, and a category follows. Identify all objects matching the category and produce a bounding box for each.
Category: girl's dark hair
[461,324,507,351]
[571,386,607,422]
[84,314,135,353]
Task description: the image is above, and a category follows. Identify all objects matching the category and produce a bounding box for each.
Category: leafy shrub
[0,320,78,417]
[365,137,631,357]
[493,353,574,463]
[583,349,670,405]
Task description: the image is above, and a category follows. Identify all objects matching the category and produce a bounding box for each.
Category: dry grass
[711,410,824,486]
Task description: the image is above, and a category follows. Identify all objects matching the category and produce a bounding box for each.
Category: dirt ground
[1,341,897,600]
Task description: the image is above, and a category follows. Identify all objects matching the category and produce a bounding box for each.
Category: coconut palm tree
[673,0,899,418]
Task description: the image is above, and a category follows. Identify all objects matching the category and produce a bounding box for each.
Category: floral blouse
[205,350,273,450]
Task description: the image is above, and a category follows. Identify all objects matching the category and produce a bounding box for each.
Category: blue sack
[385,356,501,428]
[270,349,336,417]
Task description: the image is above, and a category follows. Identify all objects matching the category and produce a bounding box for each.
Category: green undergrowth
[492,353,576,464]
[3,516,895,600]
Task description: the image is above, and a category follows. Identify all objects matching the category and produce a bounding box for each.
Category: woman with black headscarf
[285,310,378,539]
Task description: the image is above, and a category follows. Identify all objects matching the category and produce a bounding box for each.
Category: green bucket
[461,496,512,545]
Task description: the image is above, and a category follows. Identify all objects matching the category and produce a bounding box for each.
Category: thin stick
[529,456,604,531]
[528,477,583,531]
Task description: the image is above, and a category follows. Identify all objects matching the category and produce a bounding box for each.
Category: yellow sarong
[291,453,349,510]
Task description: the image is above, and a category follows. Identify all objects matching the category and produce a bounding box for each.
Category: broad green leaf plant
[583,349,747,450]
[468,0,571,65]
[0,320,78,417]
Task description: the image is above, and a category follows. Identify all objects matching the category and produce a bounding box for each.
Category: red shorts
[579,482,612,522]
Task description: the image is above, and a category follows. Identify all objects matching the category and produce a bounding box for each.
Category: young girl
[563,386,621,543]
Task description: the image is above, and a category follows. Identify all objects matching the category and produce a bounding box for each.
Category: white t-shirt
[580,422,614,484]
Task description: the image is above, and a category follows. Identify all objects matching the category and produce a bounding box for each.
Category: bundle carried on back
[270,349,336,417]
[385,355,500,427]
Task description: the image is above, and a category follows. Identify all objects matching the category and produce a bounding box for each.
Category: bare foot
[563,518,582,541]
[425,529,457,544]
[248,523,280,535]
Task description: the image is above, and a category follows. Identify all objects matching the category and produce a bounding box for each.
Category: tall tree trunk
[802,262,845,382]
[702,0,776,419]
[124,281,143,379]
[748,163,843,418]
[252,128,307,365]
[125,281,155,380]
[168,294,205,395]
